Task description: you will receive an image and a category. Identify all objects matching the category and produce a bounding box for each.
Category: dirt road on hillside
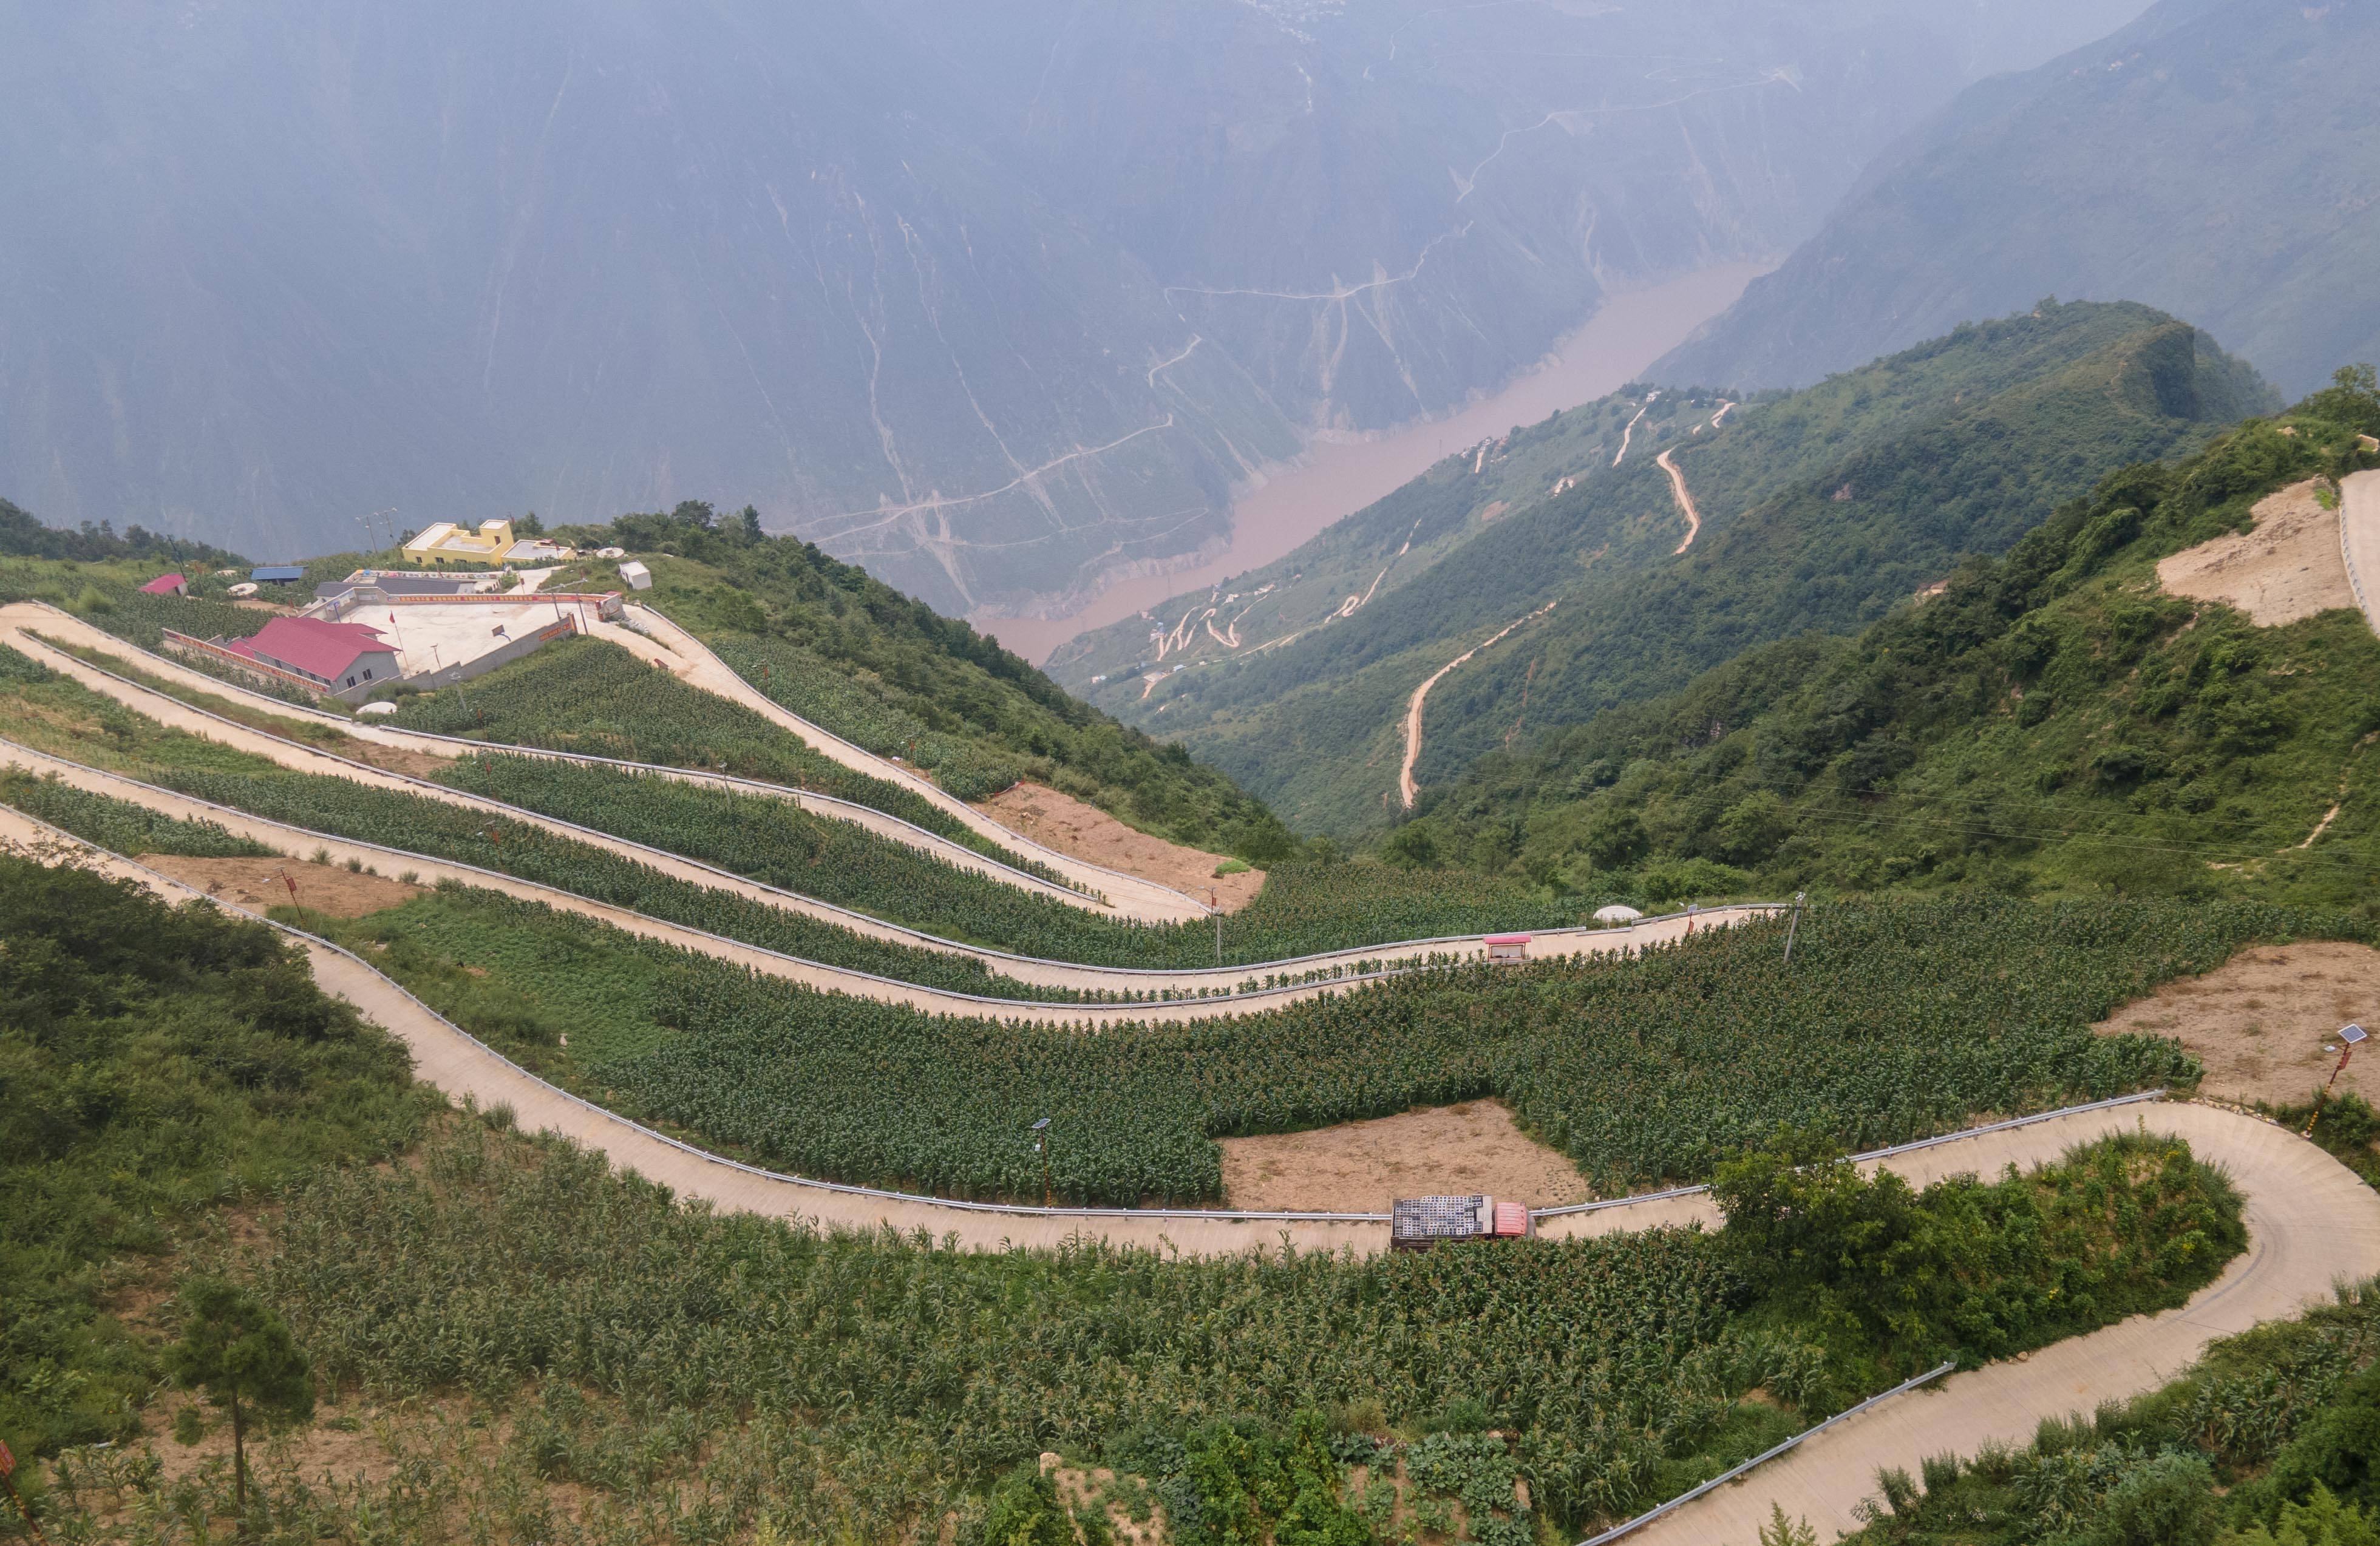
[1657,446,1703,554]
[608,605,1212,919]
[1396,603,1556,808]
[2158,478,2353,625]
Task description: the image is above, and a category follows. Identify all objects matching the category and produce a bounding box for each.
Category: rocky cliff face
[0,0,2146,614]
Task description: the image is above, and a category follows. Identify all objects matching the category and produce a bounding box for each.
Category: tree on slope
[164,1278,312,1517]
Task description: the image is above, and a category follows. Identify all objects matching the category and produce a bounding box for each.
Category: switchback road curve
[9,810,2373,1546]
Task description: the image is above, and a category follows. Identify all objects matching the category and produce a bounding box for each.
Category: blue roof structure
[250,566,306,583]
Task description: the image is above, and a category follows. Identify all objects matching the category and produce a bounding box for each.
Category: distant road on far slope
[979,263,1766,663]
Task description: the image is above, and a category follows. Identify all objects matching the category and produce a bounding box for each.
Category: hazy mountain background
[1654,0,2380,398]
[0,0,2147,616]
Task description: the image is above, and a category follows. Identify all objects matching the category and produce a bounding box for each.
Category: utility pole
[1211,888,1222,966]
[1031,1117,1052,1207]
[0,1439,50,1544]
[1783,892,1807,964]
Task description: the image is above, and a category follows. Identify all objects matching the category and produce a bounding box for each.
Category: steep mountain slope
[1653,0,2380,398]
[0,0,2147,616]
[1070,303,2271,833]
[1389,375,2380,910]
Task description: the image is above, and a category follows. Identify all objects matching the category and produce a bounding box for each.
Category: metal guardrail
[22,620,1110,908]
[1530,1090,2170,1221]
[1576,1360,1959,1546]
[624,598,1214,911]
[5,626,1793,987]
[0,811,2187,1232]
[2340,476,2376,631]
[0,733,1766,1017]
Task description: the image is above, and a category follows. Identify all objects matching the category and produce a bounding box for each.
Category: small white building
[1593,904,1645,924]
[618,560,653,591]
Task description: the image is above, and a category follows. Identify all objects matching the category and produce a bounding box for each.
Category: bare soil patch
[2095,941,2379,1108]
[974,781,1263,911]
[2156,479,2353,625]
[140,855,427,918]
[1047,1457,1168,1546]
[1220,1100,1591,1213]
[330,736,454,777]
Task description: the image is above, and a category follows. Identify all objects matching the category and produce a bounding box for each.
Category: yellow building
[402,520,517,564]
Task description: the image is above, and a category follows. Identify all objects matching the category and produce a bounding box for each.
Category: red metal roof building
[138,573,188,595]
[225,616,400,698]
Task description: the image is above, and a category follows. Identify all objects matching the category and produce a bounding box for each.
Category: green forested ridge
[0,856,430,1458]
[0,497,240,570]
[1386,370,2380,912]
[1049,388,1719,690]
[1101,303,2270,833]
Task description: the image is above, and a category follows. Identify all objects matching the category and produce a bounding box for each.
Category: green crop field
[381,634,1054,871]
[308,881,2308,1207]
[191,1120,2237,1545]
[153,767,1086,1001]
[438,750,1585,966]
[0,659,1083,1000]
[0,838,2256,1546]
[0,768,274,859]
[0,645,1565,988]
[709,633,1027,800]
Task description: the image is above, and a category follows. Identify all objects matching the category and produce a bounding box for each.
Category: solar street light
[2307,1025,2367,1140]
[1030,1117,1052,1207]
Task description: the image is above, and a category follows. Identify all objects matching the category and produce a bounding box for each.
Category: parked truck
[1390,1195,1533,1251]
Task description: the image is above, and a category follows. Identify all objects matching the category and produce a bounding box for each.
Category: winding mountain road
[9,809,2373,1542]
[0,733,1760,1018]
[14,599,1732,998]
[1632,1101,2380,1546]
[0,605,1154,917]
[0,603,1209,923]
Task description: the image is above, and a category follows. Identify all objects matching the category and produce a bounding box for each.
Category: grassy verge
[0,855,432,1462]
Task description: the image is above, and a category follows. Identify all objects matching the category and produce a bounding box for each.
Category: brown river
[977,260,1767,663]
